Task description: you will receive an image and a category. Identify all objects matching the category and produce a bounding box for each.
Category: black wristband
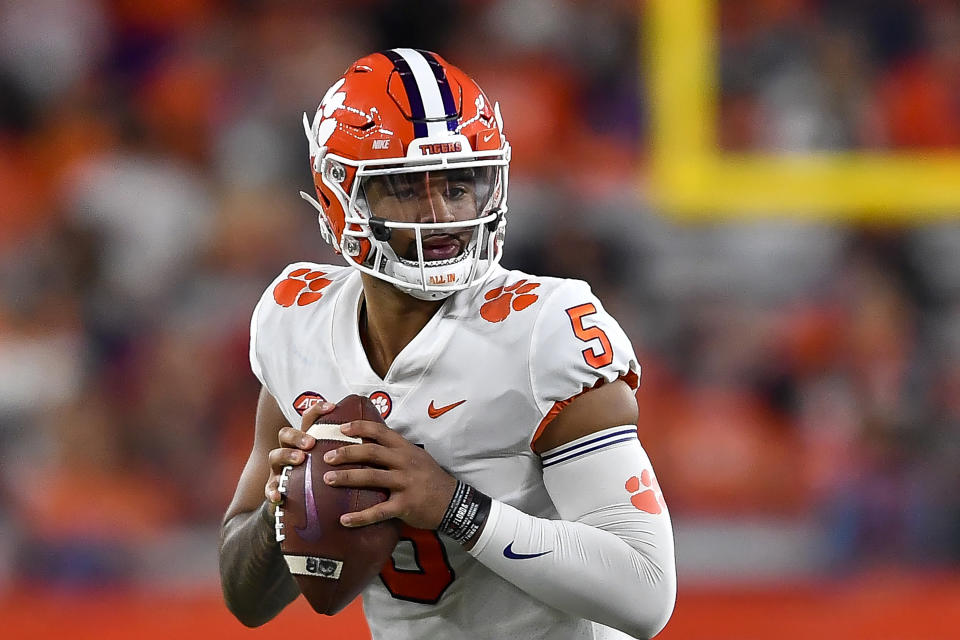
[438,481,492,545]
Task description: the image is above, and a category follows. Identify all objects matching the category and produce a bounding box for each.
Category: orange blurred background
[1,1,959,637]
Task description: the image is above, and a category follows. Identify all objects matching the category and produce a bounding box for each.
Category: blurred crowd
[719,0,960,150]
[0,0,958,591]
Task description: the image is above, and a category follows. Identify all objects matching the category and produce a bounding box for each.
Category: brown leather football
[276,394,401,615]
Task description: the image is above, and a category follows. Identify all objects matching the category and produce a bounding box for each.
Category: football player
[219,49,676,639]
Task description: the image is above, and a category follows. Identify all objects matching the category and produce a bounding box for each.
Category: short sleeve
[247,261,342,398]
[249,290,268,388]
[529,280,640,438]
[247,263,308,392]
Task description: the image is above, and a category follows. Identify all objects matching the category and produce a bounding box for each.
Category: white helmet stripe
[393,48,449,137]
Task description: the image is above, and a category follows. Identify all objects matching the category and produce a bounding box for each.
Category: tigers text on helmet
[300,48,511,301]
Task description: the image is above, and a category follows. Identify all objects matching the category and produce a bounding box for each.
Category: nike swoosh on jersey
[428,399,466,419]
[294,454,323,542]
[502,542,553,560]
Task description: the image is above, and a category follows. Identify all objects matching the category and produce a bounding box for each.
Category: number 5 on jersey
[379,442,455,604]
[566,303,613,369]
[379,526,454,604]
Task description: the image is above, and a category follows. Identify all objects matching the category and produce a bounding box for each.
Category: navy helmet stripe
[380,49,428,138]
[417,50,459,132]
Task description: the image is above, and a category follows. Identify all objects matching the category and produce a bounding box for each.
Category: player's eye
[384,178,417,200]
[391,186,417,200]
[446,184,469,200]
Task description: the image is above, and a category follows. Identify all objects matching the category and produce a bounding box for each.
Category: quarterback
[219,49,676,639]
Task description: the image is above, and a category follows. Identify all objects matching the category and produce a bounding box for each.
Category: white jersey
[250,263,641,640]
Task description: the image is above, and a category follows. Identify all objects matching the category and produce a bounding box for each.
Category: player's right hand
[264,401,336,504]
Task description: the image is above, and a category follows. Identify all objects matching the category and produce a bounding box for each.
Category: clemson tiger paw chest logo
[273,268,333,307]
[480,279,541,323]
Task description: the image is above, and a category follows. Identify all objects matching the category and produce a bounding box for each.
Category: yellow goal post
[645,0,960,222]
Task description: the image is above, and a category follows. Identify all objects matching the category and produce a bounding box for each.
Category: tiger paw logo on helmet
[480,280,540,323]
[273,268,333,307]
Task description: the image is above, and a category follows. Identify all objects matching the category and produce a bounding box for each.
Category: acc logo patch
[293,391,326,416]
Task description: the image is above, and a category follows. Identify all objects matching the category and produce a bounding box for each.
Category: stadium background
[2,0,959,637]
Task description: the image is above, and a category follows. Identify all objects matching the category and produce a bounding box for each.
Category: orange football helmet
[300,48,511,300]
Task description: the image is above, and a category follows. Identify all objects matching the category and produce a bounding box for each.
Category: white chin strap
[383,253,485,301]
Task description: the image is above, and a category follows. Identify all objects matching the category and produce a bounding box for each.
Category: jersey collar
[330,270,460,388]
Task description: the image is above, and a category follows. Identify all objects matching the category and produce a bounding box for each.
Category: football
[276,394,401,615]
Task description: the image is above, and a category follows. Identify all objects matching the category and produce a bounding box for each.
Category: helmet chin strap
[395,283,455,302]
[382,251,481,301]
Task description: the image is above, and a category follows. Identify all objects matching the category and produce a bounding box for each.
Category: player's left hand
[321,419,457,530]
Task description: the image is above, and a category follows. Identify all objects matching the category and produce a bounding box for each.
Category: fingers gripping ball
[276,395,401,615]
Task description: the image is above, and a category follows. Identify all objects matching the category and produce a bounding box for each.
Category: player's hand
[263,400,337,505]
[321,420,458,530]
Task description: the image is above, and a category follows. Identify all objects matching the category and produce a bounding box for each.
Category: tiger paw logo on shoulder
[274,268,332,307]
[480,279,541,323]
